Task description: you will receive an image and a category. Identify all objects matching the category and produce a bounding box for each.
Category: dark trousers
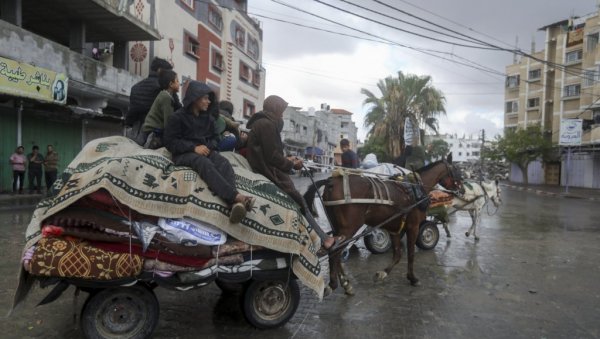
[174,151,238,204]
[12,170,25,192]
[274,170,330,242]
[28,168,42,192]
[45,170,58,190]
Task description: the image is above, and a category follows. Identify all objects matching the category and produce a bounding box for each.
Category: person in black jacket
[126,57,182,144]
[163,81,254,223]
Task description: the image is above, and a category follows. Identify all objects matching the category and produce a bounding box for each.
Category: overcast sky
[249,0,596,142]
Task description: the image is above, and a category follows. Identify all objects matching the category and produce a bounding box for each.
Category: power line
[269,0,507,77]
[316,0,501,51]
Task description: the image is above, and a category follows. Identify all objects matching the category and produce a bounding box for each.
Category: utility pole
[480,129,485,180]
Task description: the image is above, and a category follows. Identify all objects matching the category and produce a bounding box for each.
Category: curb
[500,184,598,201]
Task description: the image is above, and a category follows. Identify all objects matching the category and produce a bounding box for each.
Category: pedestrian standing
[9,146,26,194]
[27,146,44,194]
[44,145,59,191]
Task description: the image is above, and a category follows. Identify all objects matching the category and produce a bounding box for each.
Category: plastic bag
[158,218,227,246]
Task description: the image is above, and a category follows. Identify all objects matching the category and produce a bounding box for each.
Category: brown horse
[304,155,462,295]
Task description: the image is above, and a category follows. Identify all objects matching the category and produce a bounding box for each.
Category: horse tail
[303,178,330,214]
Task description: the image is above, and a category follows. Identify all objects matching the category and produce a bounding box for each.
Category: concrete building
[505,10,600,188]
[0,0,160,192]
[130,0,265,121]
[425,134,482,163]
[281,106,358,167]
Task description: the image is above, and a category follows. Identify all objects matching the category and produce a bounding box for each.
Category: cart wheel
[416,221,439,250]
[215,279,245,294]
[80,285,159,339]
[242,279,300,329]
[364,228,392,254]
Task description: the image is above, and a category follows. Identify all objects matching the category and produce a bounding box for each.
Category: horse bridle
[439,161,463,194]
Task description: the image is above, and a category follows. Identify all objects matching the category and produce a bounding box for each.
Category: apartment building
[130,0,265,121]
[281,105,358,167]
[0,0,160,191]
[504,11,600,188]
[425,134,482,163]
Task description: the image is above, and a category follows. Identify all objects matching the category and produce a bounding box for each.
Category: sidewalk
[0,192,43,209]
[500,181,600,201]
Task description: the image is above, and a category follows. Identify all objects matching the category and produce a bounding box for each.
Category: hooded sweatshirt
[245,95,292,184]
[163,81,219,157]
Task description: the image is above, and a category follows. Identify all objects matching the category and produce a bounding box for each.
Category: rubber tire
[215,279,246,294]
[416,221,440,250]
[242,279,300,329]
[364,228,392,254]
[80,285,159,339]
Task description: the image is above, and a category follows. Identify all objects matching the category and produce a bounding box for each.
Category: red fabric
[42,225,64,237]
[73,189,158,223]
[90,241,211,268]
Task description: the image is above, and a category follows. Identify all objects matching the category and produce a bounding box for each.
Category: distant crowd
[9,145,59,195]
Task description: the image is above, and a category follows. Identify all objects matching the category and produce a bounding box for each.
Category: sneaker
[229,202,247,223]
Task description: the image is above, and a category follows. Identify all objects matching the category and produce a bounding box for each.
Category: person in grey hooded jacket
[163,81,254,223]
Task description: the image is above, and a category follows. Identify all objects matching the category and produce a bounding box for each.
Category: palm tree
[362,71,446,158]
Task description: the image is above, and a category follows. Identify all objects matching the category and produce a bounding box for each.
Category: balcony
[21,0,160,44]
[0,19,143,112]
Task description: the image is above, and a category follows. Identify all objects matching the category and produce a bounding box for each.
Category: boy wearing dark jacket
[163,81,254,223]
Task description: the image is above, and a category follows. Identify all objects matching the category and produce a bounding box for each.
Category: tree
[495,125,553,185]
[426,139,450,161]
[361,71,446,158]
[358,135,391,163]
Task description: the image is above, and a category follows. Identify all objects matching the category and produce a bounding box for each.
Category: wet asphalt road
[0,175,599,339]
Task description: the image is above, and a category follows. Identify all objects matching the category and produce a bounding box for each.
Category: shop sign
[0,56,68,104]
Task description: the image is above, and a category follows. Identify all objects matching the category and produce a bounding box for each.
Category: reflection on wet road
[0,186,599,338]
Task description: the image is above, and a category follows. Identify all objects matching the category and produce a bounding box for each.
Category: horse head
[484,179,502,207]
[438,153,464,194]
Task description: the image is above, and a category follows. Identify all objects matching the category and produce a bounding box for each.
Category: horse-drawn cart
[11,137,326,338]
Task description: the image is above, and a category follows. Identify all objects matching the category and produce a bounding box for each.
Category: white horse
[441,180,502,241]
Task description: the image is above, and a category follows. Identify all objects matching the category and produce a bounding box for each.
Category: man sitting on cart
[163,81,255,223]
[245,95,344,255]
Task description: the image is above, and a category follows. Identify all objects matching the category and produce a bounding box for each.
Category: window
[235,26,246,48]
[247,37,259,59]
[505,101,518,113]
[303,126,308,135]
[528,69,541,80]
[593,108,600,124]
[563,84,581,97]
[527,97,540,108]
[181,0,194,10]
[584,69,596,87]
[184,32,199,58]
[472,151,480,156]
[505,75,520,88]
[466,152,470,156]
[208,6,223,31]
[458,152,462,156]
[212,50,223,72]
[587,33,599,51]
[252,69,260,88]
[239,61,250,81]
[243,99,255,117]
[565,50,583,63]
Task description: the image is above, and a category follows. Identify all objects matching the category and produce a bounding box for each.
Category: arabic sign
[0,56,68,104]
[559,118,582,145]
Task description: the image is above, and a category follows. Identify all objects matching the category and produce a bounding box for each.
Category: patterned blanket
[15,136,324,306]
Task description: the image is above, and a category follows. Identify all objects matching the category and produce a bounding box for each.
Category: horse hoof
[446,233,452,238]
[373,271,388,282]
[344,285,355,296]
[408,276,419,286]
[323,286,333,297]
[475,236,480,241]
[465,232,470,237]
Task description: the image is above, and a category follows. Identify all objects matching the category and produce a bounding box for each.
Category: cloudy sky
[248,0,595,142]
